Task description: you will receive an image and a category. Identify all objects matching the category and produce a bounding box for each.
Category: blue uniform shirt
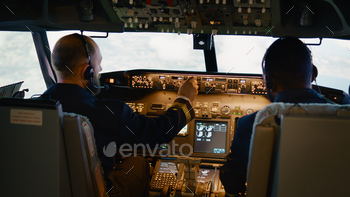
[41,83,195,172]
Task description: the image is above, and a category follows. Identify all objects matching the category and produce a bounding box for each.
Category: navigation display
[193,120,227,154]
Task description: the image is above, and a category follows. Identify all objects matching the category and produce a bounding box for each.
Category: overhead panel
[109,0,272,35]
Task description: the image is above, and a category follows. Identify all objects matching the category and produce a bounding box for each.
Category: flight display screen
[158,161,178,174]
[196,168,219,183]
[193,121,227,154]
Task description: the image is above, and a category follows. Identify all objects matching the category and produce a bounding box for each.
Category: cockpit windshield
[0,31,349,99]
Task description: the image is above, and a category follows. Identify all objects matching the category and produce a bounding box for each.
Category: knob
[191,21,197,28]
[255,19,262,26]
[243,19,249,25]
[238,5,242,13]
[187,28,192,34]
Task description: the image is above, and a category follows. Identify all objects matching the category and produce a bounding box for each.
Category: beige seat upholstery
[63,113,108,197]
[246,103,350,197]
[0,98,107,197]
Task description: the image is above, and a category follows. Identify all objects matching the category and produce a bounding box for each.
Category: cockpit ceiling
[1,0,350,39]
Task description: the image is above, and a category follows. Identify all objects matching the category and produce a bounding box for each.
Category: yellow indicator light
[109,78,115,83]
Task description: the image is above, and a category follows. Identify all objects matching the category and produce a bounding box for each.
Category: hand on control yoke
[178,77,199,102]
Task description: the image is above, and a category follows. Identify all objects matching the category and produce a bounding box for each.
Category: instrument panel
[99,70,271,196]
[104,71,267,95]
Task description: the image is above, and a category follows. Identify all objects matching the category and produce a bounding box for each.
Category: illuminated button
[234,80,238,83]
[232,111,237,115]
[197,77,201,81]
[228,79,232,83]
[235,106,240,110]
[238,110,243,115]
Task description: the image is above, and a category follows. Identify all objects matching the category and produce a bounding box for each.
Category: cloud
[0,32,46,98]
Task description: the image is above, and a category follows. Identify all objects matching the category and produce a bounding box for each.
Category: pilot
[219,37,330,197]
[40,33,198,197]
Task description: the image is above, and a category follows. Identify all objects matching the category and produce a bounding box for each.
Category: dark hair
[51,33,95,75]
[262,36,313,89]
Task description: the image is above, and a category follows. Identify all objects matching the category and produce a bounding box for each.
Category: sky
[0,31,349,98]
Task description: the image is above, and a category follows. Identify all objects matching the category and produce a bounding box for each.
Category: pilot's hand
[178,77,198,102]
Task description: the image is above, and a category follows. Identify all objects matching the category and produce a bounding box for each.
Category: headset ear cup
[84,65,93,80]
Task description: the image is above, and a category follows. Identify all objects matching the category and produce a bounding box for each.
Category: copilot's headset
[75,33,108,90]
[262,37,318,90]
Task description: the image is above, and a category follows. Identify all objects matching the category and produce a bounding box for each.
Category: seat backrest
[63,113,108,197]
[246,103,350,197]
[0,98,71,197]
[0,98,107,197]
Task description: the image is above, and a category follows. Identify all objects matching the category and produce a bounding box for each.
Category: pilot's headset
[74,33,94,81]
[262,36,317,89]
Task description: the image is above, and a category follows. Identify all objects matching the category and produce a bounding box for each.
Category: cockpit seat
[246,103,350,197]
[0,98,107,197]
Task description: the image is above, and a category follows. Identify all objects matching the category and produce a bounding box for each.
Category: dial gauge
[206,125,214,132]
[221,105,231,116]
[246,108,254,115]
[196,125,205,131]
